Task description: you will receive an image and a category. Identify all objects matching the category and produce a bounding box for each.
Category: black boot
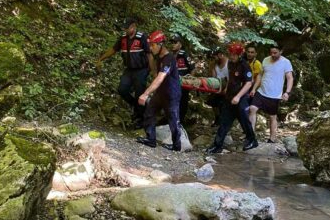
[162,144,181,152]
[136,137,156,148]
[243,139,258,151]
[205,144,223,154]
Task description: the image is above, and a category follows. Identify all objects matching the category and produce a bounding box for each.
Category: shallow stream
[178,153,330,220]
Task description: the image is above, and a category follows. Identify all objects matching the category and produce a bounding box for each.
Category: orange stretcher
[180,76,223,93]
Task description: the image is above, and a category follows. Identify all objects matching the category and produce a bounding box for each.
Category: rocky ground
[33,115,300,220]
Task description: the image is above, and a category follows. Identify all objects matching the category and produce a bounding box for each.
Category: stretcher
[180,75,225,93]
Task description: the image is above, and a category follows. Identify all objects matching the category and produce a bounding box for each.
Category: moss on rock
[64,196,96,218]
[88,130,105,139]
[0,42,25,85]
[58,123,79,135]
[0,132,56,220]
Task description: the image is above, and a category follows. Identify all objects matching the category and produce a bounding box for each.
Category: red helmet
[228,42,244,55]
[148,30,166,43]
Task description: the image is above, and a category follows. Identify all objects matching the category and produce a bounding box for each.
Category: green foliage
[263,0,330,29]
[225,28,275,44]
[161,6,208,51]
[206,0,269,15]
[259,15,302,34]
[0,42,26,85]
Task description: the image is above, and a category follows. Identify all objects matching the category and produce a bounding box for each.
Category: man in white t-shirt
[249,44,294,143]
[206,47,229,126]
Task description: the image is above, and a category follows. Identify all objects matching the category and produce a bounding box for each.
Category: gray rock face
[283,136,298,156]
[111,183,275,220]
[297,111,330,185]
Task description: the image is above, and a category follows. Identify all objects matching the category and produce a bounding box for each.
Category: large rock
[0,134,56,220]
[297,111,330,185]
[112,183,275,220]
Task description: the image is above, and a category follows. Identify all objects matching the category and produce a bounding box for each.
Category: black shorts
[251,92,280,115]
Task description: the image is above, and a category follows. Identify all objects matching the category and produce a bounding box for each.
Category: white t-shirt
[214,60,229,80]
[258,56,293,99]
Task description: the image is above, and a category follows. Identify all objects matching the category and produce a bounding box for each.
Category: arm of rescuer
[96,35,122,71]
[96,47,116,72]
[138,72,167,105]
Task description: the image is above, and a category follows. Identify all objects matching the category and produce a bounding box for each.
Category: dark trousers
[179,89,189,123]
[144,93,181,148]
[213,96,255,147]
[118,68,149,120]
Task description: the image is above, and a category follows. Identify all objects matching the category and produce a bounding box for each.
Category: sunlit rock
[112,183,275,220]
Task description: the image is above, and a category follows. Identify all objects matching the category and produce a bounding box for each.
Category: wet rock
[283,136,298,156]
[111,183,275,220]
[149,170,172,183]
[245,142,289,157]
[194,163,214,182]
[0,134,56,220]
[297,111,330,185]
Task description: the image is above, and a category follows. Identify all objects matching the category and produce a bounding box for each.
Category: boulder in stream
[111,182,275,220]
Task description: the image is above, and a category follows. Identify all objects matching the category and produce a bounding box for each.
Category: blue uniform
[144,53,182,150]
[212,59,256,150]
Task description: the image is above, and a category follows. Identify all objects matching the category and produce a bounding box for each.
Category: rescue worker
[96,18,152,129]
[170,33,195,123]
[206,42,258,154]
[136,30,182,151]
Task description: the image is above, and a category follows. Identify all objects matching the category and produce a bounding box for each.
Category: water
[178,153,330,220]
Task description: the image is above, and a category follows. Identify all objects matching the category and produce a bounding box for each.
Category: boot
[162,144,181,152]
[136,137,156,148]
[205,144,223,154]
[243,139,258,151]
